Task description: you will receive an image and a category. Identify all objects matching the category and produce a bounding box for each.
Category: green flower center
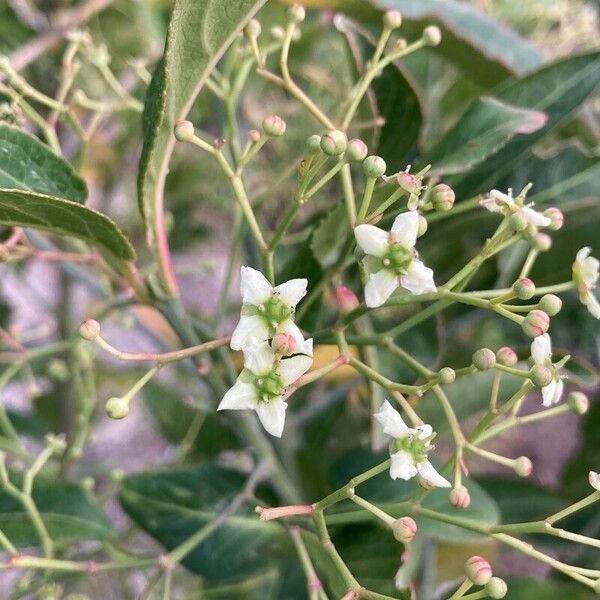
[258,295,292,335]
[253,370,284,403]
[394,434,431,464]
[381,243,413,275]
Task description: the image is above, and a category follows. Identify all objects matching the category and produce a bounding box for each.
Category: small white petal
[576,247,591,265]
[391,211,419,248]
[301,337,314,357]
[218,381,257,411]
[582,256,600,287]
[274,278,308,308]
[417,460,451,488]
[277,354,313,386]
[278,319,307,355]
[522,207,551,227]
[365,270,399,307]
[256,397,287,437]
[374,399,410,439]
[240,266,272,305]
[541,378,563,407]
[230,315,269,350]
[243,340,275,374]
[414,424,433,440]
[490,190,514,205]
[354,224,389,257]
[584,292,600,319]
[589,471,600,491]
[531,333,551,365]
[390,450,419,481]
[480,196,504,213]
[400,260,436,295]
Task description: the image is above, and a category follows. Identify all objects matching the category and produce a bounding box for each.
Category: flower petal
[301,337,314,357]
[256,397,287,437]
[584,292,600,319]
[374,399,410,439]
[218,381,257,411]
[542,378,563,407]
[589,471,600,491]
[277,354,313,385]
[274,278,308,308]
[240,266,272,305]
[278,319,308,355]
[243,340,275,374]
[522,207,551,227]
[400,260,436,295]
[417,460,451,488]
[365,270,399,308]
[391,211,419,248]
[354,224,389,256]
[390,450,418,481]
[531,333,551,365]
[230,315,269,350]
[490,190,514,206]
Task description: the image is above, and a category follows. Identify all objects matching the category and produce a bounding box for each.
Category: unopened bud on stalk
[262,115,287,137]
[533,232,552,251]
[529,365,553,387]
[450,485,471,509]
[270,26,286,40]
[320,129,347,155]
[513,278,535,300]
[363,155,386,178]
[522,310,550,338]
[272,332,297,356]
[417,215,428,237]
[346,138,368,162]
[430,183,455,211]
[438,367,456,384]
[568,392,589,415]
[485,577,508,599]
[392,516,417,543]
[383,9,402,30]
[286,4,306,23]
[509,211,529,232]
[79,319,100,341]
[465,555,492,585]
[174,119,195,142]
[544,207,564,231]
[422,25,442,46]
[249,129,261,143]
[472,348,496,370]
[514,456,532,477]
[335,285,360,313]
[105,397,129,420]
[306,134,322,155]
[538,294,562,316]
[244,19,261,40]
[496,346,517,367]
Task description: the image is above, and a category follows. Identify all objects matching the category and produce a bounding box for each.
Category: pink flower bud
[568,392,589,415]
[346,138,368,162]
[174,119,195,142]
[521,310,550,338]
[465,555,492,585]
[383,9,402,30]
[262,115,286,137]
[533,232,552,251]
[513,278,535,300]
[472,348,496,370]
[392,516,417,543]
[79,319,100,341]
[335,285,360,313]
[529,365,553,388]
[320,130,347,155]
[438,367,456,384]
[538,294,562,316]
[485,577,508,599]
[286,4,305,23]
[362,155,386,178]
[514,456,532,477]
[496,346,517,367]
[272,332,297,356]
[544,207,564,231]
[430,183,455,211]
[449,486,471,509]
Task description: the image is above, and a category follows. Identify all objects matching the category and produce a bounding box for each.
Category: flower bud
[496,346,517,367]
[417,215,428,237]
[174,119,195,142]
[430,183,455,212]
[383,9,402,30]
[262,115,287,137]
[362,155,386,178]
[529,365,553,387]
[532,232,552,251]
[346,138,368,162]
[270,26,285,40]
[568,391,589,415]
[105,397,129,420]
[46,359,69,382]
[465,556,492,585]
[306,134,322,155]
[320,130,347,155]
[397,171,419,194]
[521,310,550,338]
[485,577,508,599]
[79,319,100,341]
[335,285,360,313]
[589,471,600,491]
[244,19,261,40]
[423,25,442,46]
[286,4,305,23]
[392,516,417,543]
[509,211,529,232]
[513,278,535,300]
[450,486,470,509]
[472,348,496,371]
[249,129,261,143]
[438,367,456,385]
[544,207,564,231]
[538,294,562,316]
[272,332,297,356]
[513,456,532,477]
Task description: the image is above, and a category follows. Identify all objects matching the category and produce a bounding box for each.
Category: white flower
[573,247,600,319]
[230,267,311,353]
[531,334,564,407]
[217,339,312,437]
[354,211,436,308]
[481,189,551,227]
[589,471,600,491]
[374,400,450,487]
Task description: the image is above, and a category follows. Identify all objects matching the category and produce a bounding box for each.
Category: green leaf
[418,97,547,175]
[120,465,285,580]
[0,477,113,546]
[0,124,87,203]
[0,189,136,261]
[310,205,348,269]
[137,0,267,246]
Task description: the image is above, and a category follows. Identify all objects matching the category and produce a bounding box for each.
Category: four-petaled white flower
[231,267,311,353]
[572,247,600,319]
[374,400,450,487]
[480,189,551,227]
[354,211,436,308]
[218,339,312,437]
[531,334,564,407]
[589,471,600,491]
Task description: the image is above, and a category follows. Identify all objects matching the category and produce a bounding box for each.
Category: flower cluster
[573,247,600,319]
[480,188,551,227]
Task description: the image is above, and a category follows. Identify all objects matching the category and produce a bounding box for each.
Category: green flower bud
[392,516,417,543]
[79,319,100,341]
[438,367,456,385]
[529,365,553,387]
[544,207,564,231]
[430,183,455,211]
[449,485,470,509]
[105,397,129,420]
[485,577,508,599]
[262,115,287,137]
[533,232,552,251]
[521,310,550,338]
[362,155,386,178]
[417,215,428,237]
[538,294,562,316]
[320,129,347,155]
[465,555,492,585]
[346,138,368,161]
[270,26,285,40]
[514,456,532,477]
[383,9,402,30]
[46,359,69,382]
[513,277,535,300]
[568,391,589,415]
[286,4,306,23]
[306,134,322,155]
[509,211,529,232]
[174,119,195,142]
[496,346,517,367]
[472,348,496,370]
[422,25,442,46]
[244,19,261,40]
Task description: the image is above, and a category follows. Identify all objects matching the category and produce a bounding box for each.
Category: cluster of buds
[464,556,507,598]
